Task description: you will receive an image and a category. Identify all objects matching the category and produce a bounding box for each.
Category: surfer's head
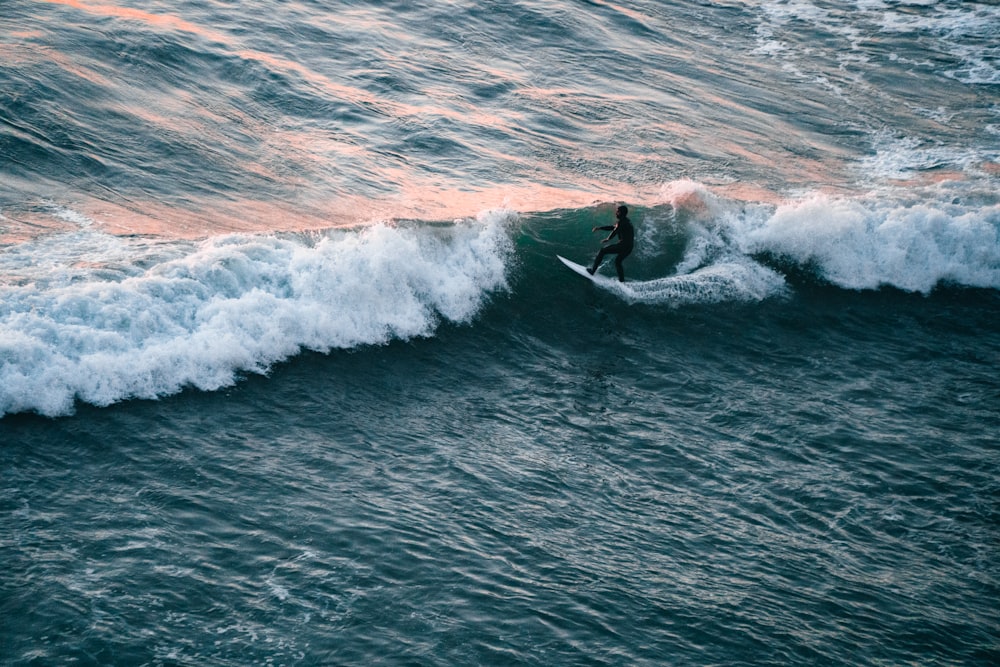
[616,204,628,219]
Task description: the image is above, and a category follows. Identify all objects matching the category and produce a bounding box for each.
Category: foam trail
[0,210,516,417]
[618,181,790,305]
[622,260,788,305]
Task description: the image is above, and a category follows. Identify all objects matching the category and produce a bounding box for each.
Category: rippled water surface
[2,1,999,665]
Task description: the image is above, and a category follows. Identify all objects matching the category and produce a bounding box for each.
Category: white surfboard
[557,255,617,286]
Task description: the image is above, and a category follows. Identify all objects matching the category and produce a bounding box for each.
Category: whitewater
[3,181,998,416]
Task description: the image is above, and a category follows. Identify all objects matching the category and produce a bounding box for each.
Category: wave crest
[746,194,1000,293]
[0,209,516,417]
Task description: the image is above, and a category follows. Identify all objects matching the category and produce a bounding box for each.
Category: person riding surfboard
[588,204,634,282]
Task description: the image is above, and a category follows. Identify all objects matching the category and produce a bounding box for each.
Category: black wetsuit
[591,216,634,282]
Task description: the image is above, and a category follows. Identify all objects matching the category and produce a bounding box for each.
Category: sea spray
[744,195,1000,293]
[646,181,1000,298]
[0,209,517,417]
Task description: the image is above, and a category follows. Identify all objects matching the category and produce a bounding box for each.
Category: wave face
[544,181,1000,306]
[4,182,998,417]
[0,210,515,416]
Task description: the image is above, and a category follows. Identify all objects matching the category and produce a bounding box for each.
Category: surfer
[588,204,634,282]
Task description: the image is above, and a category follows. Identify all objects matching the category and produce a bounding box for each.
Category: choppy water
[2,1,999,665]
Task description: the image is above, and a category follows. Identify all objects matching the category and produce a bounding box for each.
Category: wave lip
[0,209,516,418]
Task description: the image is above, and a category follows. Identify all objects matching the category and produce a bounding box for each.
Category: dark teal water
[3,214,999,665]
[2,1,1000,665]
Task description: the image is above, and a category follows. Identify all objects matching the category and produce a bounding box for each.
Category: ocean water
[2,0,999,665]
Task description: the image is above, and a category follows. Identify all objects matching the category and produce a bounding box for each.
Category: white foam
[641,181,790,305]
[49,204,96,228]
[754,0,865,59]
[861,130,988,181]
[743,193,1000,293]
[754,0,1000,86]
[876,3,1000,85]
[0,209,516,417]
[623,260,788,306]
[652,180,1000,300]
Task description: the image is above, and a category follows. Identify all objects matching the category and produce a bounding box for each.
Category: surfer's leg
[589,248,608,274]
[614,255,625,282]
[613,247,632,282]
[591,243,622,275]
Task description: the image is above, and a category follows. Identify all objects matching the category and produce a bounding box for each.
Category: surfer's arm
[593,224,618,242]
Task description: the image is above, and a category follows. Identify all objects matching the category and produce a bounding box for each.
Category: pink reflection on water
[0,172,807,245]
[1,31,113,89]
[43,0,230,44]
[587,0,652,27]
[0,184,618,244]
